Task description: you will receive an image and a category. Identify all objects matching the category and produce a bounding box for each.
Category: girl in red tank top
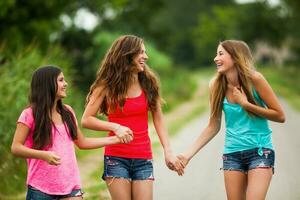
[82,35,181,200]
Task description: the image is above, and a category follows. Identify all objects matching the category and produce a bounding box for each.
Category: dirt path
[153,99,300,200]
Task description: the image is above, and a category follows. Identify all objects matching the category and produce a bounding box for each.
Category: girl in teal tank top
[176,40,285,199]
[223,88,273,156]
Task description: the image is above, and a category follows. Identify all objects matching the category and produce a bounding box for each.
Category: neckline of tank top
[224,96,240,106]
[126,90,144,99]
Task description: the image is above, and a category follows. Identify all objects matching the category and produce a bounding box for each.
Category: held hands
[42,151,61,165]
[176,154,189,175]
[114,124,133,144]
[232,87,248,107]
[164,150,186,176]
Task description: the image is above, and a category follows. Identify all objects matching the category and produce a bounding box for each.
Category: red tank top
[104,90,152,159]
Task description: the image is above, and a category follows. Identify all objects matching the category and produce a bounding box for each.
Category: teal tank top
[223,89,273,155]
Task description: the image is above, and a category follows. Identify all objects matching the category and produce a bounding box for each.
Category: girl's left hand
[233,87,248,107]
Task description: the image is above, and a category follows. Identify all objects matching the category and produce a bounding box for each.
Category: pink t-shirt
[17,106,81,195]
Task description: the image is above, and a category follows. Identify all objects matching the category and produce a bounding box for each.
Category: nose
[214,55,218,63]
[144,52,148,60]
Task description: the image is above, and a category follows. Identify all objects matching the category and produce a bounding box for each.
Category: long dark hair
[29,65,77,149]
[86,35,162,114]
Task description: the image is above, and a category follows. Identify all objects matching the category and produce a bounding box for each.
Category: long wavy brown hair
[86,35,162,114]
[210,40,260,119]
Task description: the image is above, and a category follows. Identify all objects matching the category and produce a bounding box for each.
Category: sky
[235,0,280,6]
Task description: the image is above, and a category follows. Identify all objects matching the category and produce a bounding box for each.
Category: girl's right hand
[42,151,61,165]
[114,125,134,144]
[176,154,189,174]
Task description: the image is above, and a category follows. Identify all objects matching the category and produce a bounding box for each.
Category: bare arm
[11,123,61,165]
[234,71,285,123]
[74,127,120,149]
[178,79,222,169]
[152,105,172,154]
[81,86,133,143]
[81,86,121,131]
[182,116,221,162]
[152,104,178,170]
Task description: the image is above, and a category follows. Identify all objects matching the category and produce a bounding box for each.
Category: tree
[0,1,73,53]
[237,1,286,46]
[281,0,300,62]
[192,5,239,65]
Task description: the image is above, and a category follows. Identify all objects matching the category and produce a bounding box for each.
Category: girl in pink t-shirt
[11,65,130,199]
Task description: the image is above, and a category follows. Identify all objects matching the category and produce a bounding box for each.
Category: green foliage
[160,68,197,112]
[144,42,172,73]
[60,31,124,92]
[281,0,300,63]
[260,65,300,111]
[193,5,239,65]
[237,2,286,46]
[0,1,73,53]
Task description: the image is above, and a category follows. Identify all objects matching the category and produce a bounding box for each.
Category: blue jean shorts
[102,156,154,181]
[222,148,275,173]
[26,185,83,200]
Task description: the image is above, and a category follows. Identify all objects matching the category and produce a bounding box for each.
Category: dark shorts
[222,148,275,173]
[102,155,154,181]
[26,185,83,200]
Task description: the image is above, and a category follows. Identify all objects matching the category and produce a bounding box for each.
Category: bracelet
[114,124,121,132]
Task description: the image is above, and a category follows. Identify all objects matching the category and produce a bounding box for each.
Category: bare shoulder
[64,104,73,110]
[87,85,107,105]
[209,76,217,90]
[63,104,76,116]
[251,71,266,84]
[92,85,106,97]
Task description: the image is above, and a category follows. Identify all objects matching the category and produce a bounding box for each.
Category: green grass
[160,68,198,112]
[259,65,300,111]
[82,164,110,200]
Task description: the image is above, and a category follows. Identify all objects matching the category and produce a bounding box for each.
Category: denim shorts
[102,156,154,181]
[222,148,275,173]
[26,185,83,200]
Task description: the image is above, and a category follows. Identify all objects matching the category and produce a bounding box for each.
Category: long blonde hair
[210,40,259,118]
[86,35,162,114]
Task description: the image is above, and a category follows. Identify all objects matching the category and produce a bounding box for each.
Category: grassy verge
[259,65,300,111]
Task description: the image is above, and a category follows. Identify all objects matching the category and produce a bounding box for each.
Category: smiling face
[132,43,148,72]
[56,72,68,99]
[214,44,235,74]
